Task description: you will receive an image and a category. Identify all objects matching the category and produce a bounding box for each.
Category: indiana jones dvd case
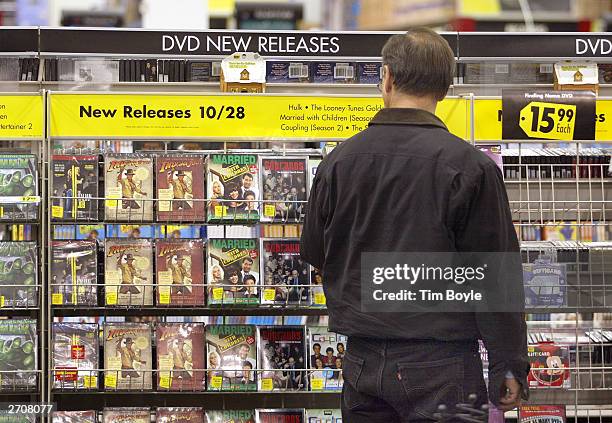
[104,323,152,390]
[155,239,205,306]
[156,323,205,391]
[104,239,153,307]
[156,408,205,423]
[104,155,153,221]
[156,154,206,222]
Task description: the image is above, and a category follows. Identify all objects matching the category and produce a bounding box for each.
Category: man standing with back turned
[301,29,529,422]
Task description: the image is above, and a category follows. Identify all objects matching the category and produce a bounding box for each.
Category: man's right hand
[497,378,522,411]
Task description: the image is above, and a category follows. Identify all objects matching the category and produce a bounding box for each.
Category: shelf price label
[260,378,273,391]
[502,90,595,141]
[51,293,63,305]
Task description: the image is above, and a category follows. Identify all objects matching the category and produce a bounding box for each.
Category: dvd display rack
[0,27,609,422]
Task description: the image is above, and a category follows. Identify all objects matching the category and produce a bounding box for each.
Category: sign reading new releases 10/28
[502,90,596,141]
[0,95,43,139]
[49,94,470,140]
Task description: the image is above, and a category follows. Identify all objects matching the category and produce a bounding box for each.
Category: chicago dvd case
[0,242,37,308]
[207,238,259,306]
[104,239,153,307]
[0,319,37,391]
[51,155,98,221]
[51,410,97,423]
[261,239,309,306]
[156,323,205,391]
[51,240,97,306]
[156,408,205,423]
[206,324,257,391]
[51,323,98,390]
[0,154,38,221]
[260,157,307,222]
[156,154,206,222]
[206,410,255,423]
[256,409,305,423]
[156,239,205,306]
[207,154,259,222]
[104,323,152,390]
[102,408,149,423]
[104,155,153,221]
[528,344,570,388]
[307,327,346,392]
[258,326,306,391]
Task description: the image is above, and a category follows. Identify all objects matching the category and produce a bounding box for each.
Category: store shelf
[51,307,327,317]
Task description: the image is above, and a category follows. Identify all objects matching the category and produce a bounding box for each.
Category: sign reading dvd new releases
[502,90,595,141]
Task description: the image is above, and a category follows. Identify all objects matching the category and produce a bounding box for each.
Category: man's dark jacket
[300,107,530,405]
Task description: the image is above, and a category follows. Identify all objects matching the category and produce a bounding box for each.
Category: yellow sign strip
[0,95,43,139]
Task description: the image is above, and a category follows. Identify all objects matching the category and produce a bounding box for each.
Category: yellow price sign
[263,289,276,302]
[105,291,118,305]
[264,204,276,217]
[214,205,227,218]
[314,292,326,306]
[212,287,224,301]
[260,378,274,391]
[83,375,97,388]
[51,206,64,218]
[310,378,324,390]
[159,372,172,389]
[158,286,171,304]
[519,101,577,141]
[51,293,64,305]
[104,373,117,389]
[210,376,223,389]
[0,296,4,308]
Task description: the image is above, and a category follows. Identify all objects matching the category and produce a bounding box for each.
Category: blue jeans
[342,337,488,422]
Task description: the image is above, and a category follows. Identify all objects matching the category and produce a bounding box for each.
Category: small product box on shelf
[156,154,206,223]
[156,239,205,306]
[261,239,310,306]
[104,238,153,307]
[357,62,382,84]
[104,323,152,390]
[104,154,154,222]
[256,409,305,423]
[0,153,38,221]
[156,323,205,391]
[51,323,98,390]
[527,344,570,388]
[307,327,346,392]
[266,61,311,83]
[260,156,307,223]
[51,155,99,221]
[206,410,255,423]
[157,407,205,423]
[312,62,356,83]
[51,240,97,306]
[0,241,38,308]
[102,408,150,423]
[257,326,307,391]
[0,319,37,391]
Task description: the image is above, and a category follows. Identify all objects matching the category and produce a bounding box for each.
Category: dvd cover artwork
[156,155,206,222]
[207,154,259,222]
[260,157,307,223]
[156,408,205,423]
[104,239,153,307]
[308,328,347,392]
[519,405,566,423]
[156,323,205,391]
[104,155,153,221]
[165,225,202,239]
[477,145,503,171]
[51,241,97,306]
[51,410,97,423]
[205,410,255,423]
[104,323,152,390]
[0,319,37,391]
[310,268,325,307]
[523,257,567,307]
[102,408,149,423]
[0,411,35,423]
[305,409,342,423]
[527,344,570,388]
[261,240,309,306]
[207,238,259,306]
[0,242,37,308]
[206,324,257,391]
[0,154,38,221]
[156,239,205,306]
[51,155,98,221]
[258,326,306,391]
[106,224,163,239]
[51,323,98,390]
[256,409,305,423]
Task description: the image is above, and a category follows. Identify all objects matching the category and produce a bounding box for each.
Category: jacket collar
[369,107,448,130]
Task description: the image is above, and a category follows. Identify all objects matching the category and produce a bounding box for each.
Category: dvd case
[256,409,305,423]
[207,238,260,306]
[156,154,206,222]
[51,323,98,390]
[155,239,205,306]
[519,405,566,423]
[51,155,98,221]
[0,411,36,423]
[156,408,205,423]
[205,410,255,423]
[261,239,309,306]
[105,224,163,238]
[206,324,257,391]
[104,323,152,390]
[104,155,153,221]
[104,239,153,307]
[0,242,37,308]
[307,327,346,392]
[305,409,342,423]
[0,154,38,221]
[102,408,149,423]
[0,319,37,391]
[51,240,97,306]
[258,326,306,391]
[156,323,205,391]
[523,257,567,307]
[207,154,259,222]
[310,268,325,307]
[527,344,570,388]
[260,157,307,222]
[51,410,97,423]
